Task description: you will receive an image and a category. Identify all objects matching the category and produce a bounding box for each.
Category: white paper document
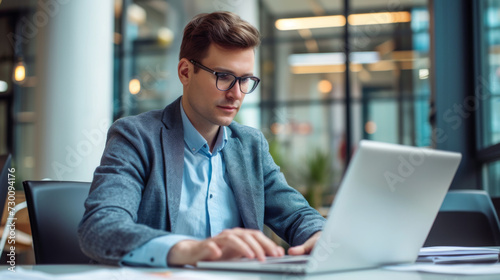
[0,267,257,280]
[385,263,500,275]
[417,246,499,264]
[385,246,500,275]
[0,268,164,280]
[419,246,500,256]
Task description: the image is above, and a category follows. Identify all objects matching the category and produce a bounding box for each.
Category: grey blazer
[78,97,325,265]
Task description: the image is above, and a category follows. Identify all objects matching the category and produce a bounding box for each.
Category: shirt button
[192,148,196,152]
[210,194,213,199]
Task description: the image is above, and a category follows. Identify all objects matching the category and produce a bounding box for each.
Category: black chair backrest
[424,190,500,247]
[23,180,92,264]
[0,154,12,219]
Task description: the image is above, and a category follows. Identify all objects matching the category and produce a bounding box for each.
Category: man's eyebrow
[213,66,254,76]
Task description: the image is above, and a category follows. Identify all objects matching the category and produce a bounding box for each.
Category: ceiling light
[127,4,146,25]
[348,12,411,26]
[13,61,26,83]
[157,27,174,47]
[275,15,345,30]
[129,78,141,95]
[275,11,411,31]
[318,80,332,94]
[291,65,346,74]
[368,61,395,72]
[0,80,8,92]
[288,52,379,66]
[289,53,345,66]
[350,63,363,72]
[419,69,429,79]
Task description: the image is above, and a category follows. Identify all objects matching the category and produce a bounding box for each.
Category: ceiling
[0,0,428,17]
[261,0,427,17]
[258,0,429,52]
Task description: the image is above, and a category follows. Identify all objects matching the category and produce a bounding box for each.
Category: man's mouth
[218,105,238,112]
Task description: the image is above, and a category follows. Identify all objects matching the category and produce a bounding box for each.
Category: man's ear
[178,58,191,86]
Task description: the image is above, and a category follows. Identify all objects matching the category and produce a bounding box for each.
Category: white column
[34,0,113,181]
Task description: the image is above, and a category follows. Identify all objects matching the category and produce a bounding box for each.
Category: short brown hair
[179,11,260,62]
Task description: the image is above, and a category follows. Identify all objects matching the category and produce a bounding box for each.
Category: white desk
[1,265,500,280]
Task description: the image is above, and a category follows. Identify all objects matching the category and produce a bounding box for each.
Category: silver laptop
[197,140,462,274]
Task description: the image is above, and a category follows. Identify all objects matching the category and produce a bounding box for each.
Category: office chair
[23,180,92,264]
[491,197,500,221]
[424,190,500,247]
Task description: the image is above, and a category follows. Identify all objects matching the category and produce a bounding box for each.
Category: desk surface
[1,264,500,280]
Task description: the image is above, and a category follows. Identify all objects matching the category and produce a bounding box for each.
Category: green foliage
[305,149,331,185]
[266,137,333,209]
[304,149,331,209]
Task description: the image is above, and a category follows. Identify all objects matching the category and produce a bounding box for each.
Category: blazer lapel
[223,131,263,230]
[161,97,184,232]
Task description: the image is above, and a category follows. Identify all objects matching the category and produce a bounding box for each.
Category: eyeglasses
[190,60,260,94]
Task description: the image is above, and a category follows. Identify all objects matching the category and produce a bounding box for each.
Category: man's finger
[250,230,283,257]
[240,234,267,261]
[215,233,256,259]
[288,244,306,255]
[197,240,223,261]
[288,231,322,255]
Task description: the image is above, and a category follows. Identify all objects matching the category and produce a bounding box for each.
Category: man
[78,11,325,267]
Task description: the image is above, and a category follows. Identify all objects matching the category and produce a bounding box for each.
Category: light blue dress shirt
[121,103,242,267]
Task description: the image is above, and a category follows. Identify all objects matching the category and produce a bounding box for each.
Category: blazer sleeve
[260,133,326,246]
[77,118,169,266]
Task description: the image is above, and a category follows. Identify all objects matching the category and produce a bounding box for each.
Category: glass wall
[480,0,500,149]
[478,0,500,196]
[259,0,429,206]
[114,0,187,119]
[0,15,14,156]
[114,0,260,123]
[0,3,38,186]
[0,0,440,203]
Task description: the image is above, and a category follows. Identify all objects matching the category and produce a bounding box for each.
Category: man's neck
[180,97,221,152]
[188,117,220,152]
[203,126,221,153]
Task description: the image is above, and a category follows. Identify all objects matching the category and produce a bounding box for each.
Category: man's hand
[287,231,322,255]
[167,228,285,266]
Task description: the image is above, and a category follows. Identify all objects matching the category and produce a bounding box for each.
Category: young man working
[78,11,325,267]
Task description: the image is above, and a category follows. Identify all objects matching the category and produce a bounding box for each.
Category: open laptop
[197,140,462,274]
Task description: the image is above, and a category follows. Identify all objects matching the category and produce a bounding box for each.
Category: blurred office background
[0,0,499,205]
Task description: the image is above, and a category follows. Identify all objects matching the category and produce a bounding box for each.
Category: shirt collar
[180,100,227,155]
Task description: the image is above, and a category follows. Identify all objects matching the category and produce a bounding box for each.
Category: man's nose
[226,80,243,99]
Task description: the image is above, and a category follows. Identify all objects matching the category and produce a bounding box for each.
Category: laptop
[197,140,462,274]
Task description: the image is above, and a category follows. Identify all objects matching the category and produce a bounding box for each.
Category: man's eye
[240,77,250,84]
[218,74,233,81]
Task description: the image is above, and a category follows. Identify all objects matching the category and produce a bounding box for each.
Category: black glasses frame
[189,59,260,94]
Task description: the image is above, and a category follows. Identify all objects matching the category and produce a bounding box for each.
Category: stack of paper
[385,263,500,275]
[418,246,500,264]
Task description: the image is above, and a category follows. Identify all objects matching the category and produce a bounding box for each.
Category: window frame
[474,0,500,195]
